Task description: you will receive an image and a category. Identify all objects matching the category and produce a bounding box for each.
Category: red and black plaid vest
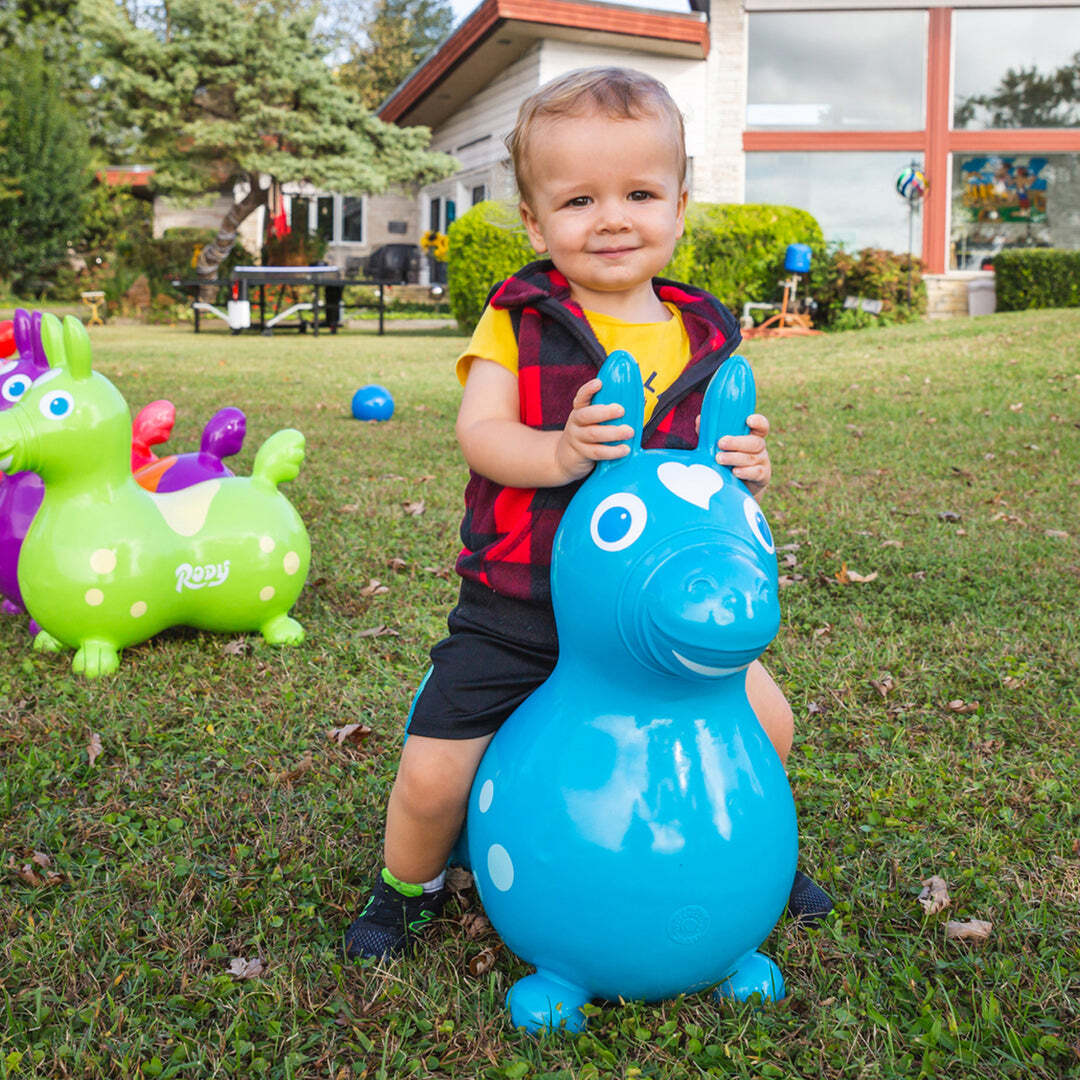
[455,259,742,603]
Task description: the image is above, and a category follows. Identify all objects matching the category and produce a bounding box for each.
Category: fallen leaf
[228,956,264,979]
[356,625,400,639]
[782,553,798,568]
[813,624,832,638]
[7,854,62,888]
[402,500,425,517]
[945,918,992,942]
[422,566,453,580]
[1009,402,1023,412]
[778,574,805,587]
[807,701,826,715]
[468,946,500,976]
[947,699,979,714]
[416,474,436,482]
[910,570,927,581]
[223,638,249,655]
[460,912,491,939]
[327,723,373,747]
[881,539,904,548]
[845,424,864,438]
[1023,443,1040,451]
[30,851,51,869]
[339,503,361,513]
[870,674,895,699]
[387,557,408,571]
[937,511,962,523]
[88,732,103,767]
[359,579,390,597]
[836,563,878,584]
[1002,675,1024,689]
[1045,529,1070,539]
[918,875,951,915]
[446,866,474,893]
[274,751,313,786]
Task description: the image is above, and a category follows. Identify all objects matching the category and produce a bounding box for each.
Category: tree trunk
[195,173,267,302]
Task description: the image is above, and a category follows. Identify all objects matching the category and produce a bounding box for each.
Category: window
[316,196,334,242]
[429,197,441,233]
[471,184,487,206]
[747,11,926,131]
[954,9,1080,129]
[289,196,310,232]
[951,152,1080,269]
[342,197,364,242]
[746,152,924,255]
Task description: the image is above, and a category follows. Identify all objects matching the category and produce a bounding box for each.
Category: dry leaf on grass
[356,624,400,639]
[7,853,62,888]
[446,866,474,893]
[836,563,878,584]
[339,503,360,514]
[881,539,904,548]
[422,566,453,580]
[870,674,895,699]
[87,732,103,767]
[468,946,500,976]
[1002,675,1024,689]
[228,957,264,979]
[387,557,408,572]
[416,474,436,483]
[947,699,980,714]
[402,500,425,517]
[1009,402,1023,412]
[460,912,491,939]
[327,723,373,747]
[273,751,313,786]
[813,624,832,638]
[945,919,992,942]
[1045,529,1070,540]
[918,875,951,915]
[359,579,389,597]
[223,638,249,656]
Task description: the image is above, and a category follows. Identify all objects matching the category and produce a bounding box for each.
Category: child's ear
[674,188,688,240]
[519,200,548,255]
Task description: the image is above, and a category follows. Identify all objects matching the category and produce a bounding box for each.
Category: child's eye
[628,190,654,202]
[566,196,591,208]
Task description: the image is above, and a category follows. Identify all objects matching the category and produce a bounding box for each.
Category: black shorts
[405,580,559,741]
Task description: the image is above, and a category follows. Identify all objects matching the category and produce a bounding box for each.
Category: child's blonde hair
[507,67,687,203]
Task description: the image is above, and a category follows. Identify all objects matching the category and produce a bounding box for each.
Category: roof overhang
[379,0,709,129]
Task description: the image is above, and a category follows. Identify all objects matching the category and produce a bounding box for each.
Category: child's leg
[746,660,793,764]
[384,732,494,883]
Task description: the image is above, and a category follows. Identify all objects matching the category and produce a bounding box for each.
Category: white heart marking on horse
[656,462,724,510]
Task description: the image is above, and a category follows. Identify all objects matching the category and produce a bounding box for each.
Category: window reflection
[951,153,1080,269]
[746,153,924,255]
[954,10,1080,129]
[747,11,925,130]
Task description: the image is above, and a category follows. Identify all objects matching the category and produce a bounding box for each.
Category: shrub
[994,249,1080,310]
[664,204,826,317]
[816,247,926,329]
[447,201,534,331]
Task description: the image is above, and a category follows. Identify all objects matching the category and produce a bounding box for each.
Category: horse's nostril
[688,576,717,602]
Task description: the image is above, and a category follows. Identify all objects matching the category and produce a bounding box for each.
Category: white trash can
[968,276,996,316]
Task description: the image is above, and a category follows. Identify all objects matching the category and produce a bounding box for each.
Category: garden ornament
[0,313,310,676]
[462,350,798,1033]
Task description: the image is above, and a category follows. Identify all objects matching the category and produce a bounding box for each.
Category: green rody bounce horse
[0,314,310,677]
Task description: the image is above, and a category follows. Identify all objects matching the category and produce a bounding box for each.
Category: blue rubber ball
[351,384,395,421]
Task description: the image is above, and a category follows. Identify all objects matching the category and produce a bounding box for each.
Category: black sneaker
[344,871,449,960]
[786,870,833,926]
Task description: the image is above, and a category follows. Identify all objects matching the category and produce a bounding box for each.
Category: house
[378,0,1080,313]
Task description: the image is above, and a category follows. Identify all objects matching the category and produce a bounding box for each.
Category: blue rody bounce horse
[461,350,798,1032]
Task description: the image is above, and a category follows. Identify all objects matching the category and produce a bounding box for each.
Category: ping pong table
[171,266,387,335]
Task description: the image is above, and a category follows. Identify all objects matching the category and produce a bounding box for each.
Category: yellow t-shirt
[456,303,691,423]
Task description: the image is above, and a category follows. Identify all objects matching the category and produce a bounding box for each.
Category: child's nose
[595,199,631,232]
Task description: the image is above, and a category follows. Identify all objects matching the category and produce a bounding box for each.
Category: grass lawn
[1,310,1078,1079]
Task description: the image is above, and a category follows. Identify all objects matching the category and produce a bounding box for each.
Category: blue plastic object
[462,350,798,1033]
[351,384,394,421]
[784,243,812,274]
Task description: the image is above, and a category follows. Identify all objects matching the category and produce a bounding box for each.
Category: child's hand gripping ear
[554,377,634,484]
[697,412,772,498]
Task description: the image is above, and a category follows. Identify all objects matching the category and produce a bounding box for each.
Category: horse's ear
[39,313,64,370]
[61,315,93,380]
[592,350,644,469]
[698,355,755,458]
[30,311,48,371]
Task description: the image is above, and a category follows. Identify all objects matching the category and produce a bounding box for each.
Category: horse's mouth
[0,451,13,472]
[671,650,748,678]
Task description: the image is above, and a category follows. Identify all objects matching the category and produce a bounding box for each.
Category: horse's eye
[2,374,30,403]
[39,390,73,419]
[590,493,647,552]
[743,495,774,553]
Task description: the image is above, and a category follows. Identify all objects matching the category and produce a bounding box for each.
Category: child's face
[519,110,688,311]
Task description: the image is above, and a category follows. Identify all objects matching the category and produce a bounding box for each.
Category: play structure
[350,384,394,422]
[462,350,797,1033]
[0,313,310,677]
[741,243,822,339]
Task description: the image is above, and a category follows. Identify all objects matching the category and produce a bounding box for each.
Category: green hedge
[447,201,535,331]
[994,249,1080,311]
[665,204,826,316]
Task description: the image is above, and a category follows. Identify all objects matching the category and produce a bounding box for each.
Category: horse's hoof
[72,642,120,678]
[713,950,785,1005]
[506,971,589,1034]
[261,613,304,645]
[32,629,64,654]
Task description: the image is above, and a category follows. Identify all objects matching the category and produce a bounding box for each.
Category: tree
[0,47,91,292]
[336,0,454,110]
[955,51,1080,129]
[85,0,457,285]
